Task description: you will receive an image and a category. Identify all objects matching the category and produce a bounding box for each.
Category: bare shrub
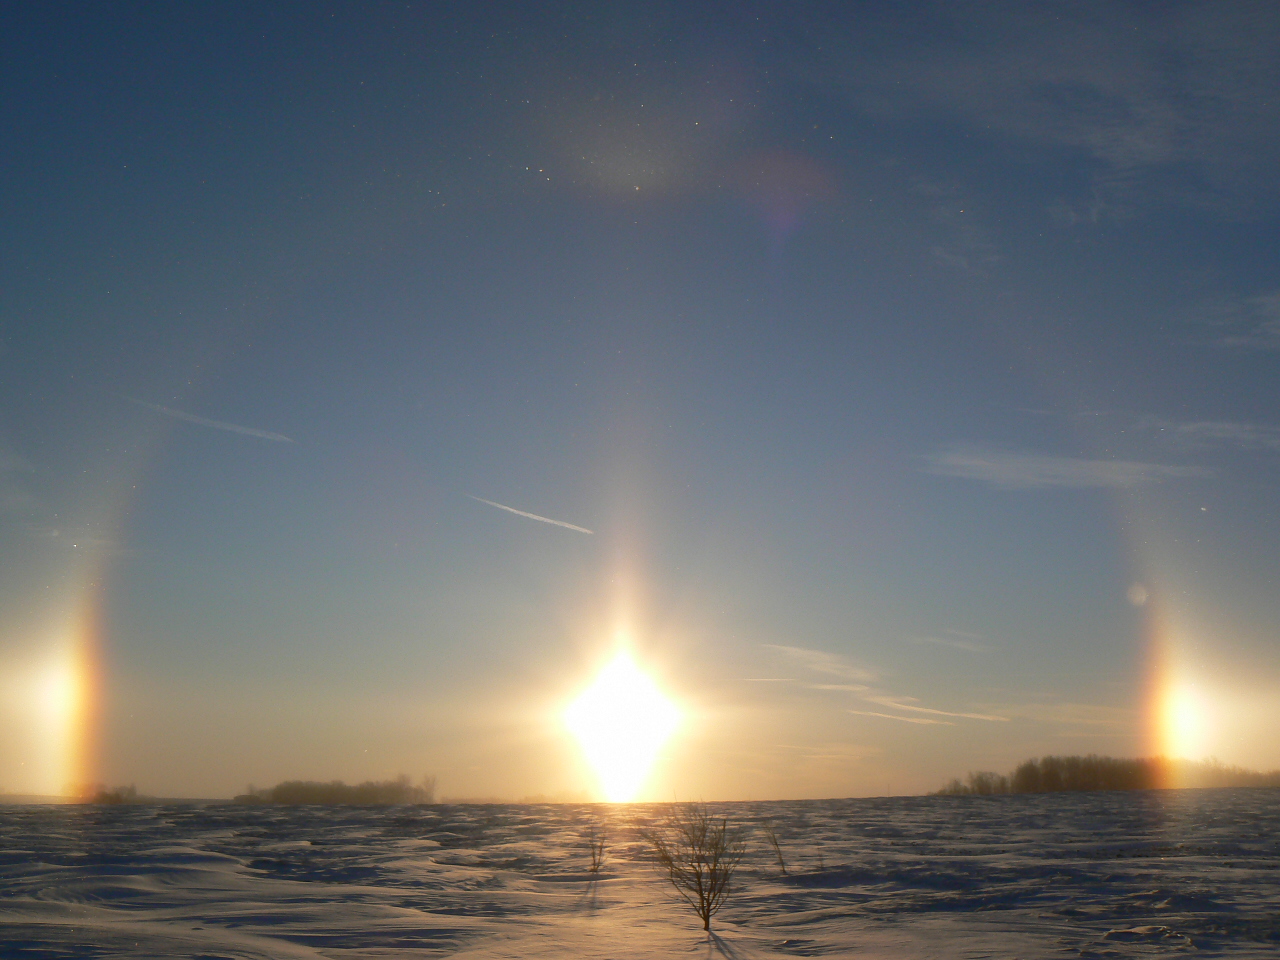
[760,819,787,875]
[642,803,745,931]
[586,820,607,873]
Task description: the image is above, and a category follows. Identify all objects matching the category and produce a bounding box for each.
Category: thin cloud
[1073,409,1280,459]
[912,633,989,654]
[1223,320,1280,350]
[919,182,1001,276]
[764,643,1005,723]
[1140,416,1280,453]
[849,710,953,726]
[862,695,1007,722]
[814,4,1280,216]
[925,443,1212,489]
[762,644,878,683]
[132,400,294,443]
[1190,290,1280,350]
[467,495,594,534]
[1219,291,1280,349]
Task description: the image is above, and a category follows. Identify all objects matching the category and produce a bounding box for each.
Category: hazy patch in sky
[809,2,1280,216]
[1217,291,1280,349]
[1139,417,1280,453]
[925,444,1214,489]
[912,633,990,654]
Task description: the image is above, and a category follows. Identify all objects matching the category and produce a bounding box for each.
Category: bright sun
[564,650,681,802]
[1160,682,1211,760]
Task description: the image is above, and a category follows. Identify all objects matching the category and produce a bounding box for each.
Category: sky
[2,1,1279,801]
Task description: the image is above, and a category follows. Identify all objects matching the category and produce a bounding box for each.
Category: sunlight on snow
[564,650,680,802]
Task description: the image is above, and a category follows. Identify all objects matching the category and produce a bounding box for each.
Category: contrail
[863,695,1007,722]
[849,709,953,725]
[467,495,593,534]
[131,400,295,443]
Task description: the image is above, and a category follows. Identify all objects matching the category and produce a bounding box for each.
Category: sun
[564,650,681,802]
[1158,682,1210,760]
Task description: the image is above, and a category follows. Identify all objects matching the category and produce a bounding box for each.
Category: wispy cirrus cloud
[763,643,1006,724]
[761,644,877,683]
[1217,291,1280,349]
[912,178,1002,276]
[1138,416,1280,453]
[861,694,1007,723]
[807,3,1280,217]
[925,443,1212,490]
[912,630,989,654]
[132,400,295,443]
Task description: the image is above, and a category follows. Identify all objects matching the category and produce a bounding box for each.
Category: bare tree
[643,803,745,931]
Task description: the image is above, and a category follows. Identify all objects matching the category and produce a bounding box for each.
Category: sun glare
[564,650,681,802]
[1159,682,1210,760]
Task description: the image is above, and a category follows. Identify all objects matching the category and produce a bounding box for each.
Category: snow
[2,789,1279,958]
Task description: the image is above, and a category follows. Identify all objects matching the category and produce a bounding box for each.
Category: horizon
[11,752,1280,806]
[3,2,1280,802]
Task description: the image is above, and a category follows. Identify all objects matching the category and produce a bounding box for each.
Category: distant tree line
[234,774,436,805]
[85,784,142,804]
[934,755,1280,796]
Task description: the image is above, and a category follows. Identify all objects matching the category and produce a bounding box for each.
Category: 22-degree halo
[564,651,680,802]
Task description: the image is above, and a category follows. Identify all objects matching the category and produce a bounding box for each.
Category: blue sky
[2,1,1279,799]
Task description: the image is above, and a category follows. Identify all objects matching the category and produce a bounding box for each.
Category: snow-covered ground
[2,789,1278,958]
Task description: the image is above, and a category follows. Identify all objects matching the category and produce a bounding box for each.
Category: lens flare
[564,650,680,802]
